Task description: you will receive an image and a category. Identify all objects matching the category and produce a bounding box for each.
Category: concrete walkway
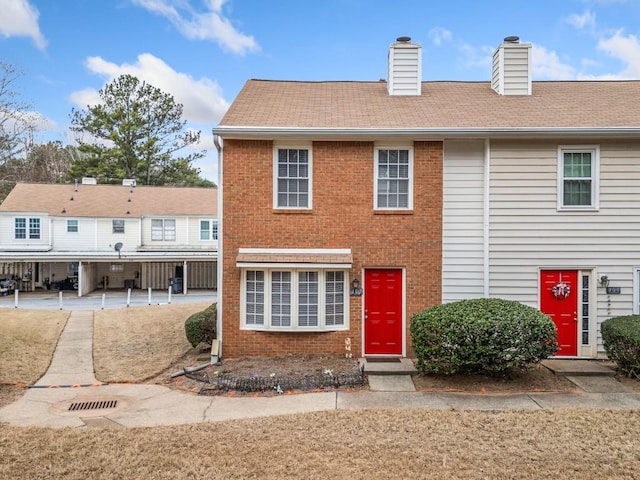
[2,313,640,429]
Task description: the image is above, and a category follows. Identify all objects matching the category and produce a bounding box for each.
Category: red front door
[540,270,578,356]
[364,269,403,355]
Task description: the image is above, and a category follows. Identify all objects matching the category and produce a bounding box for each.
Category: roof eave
[212,126,640,140]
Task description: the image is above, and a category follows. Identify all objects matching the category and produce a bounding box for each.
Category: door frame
[538,268,596,358]
[361,267,407,357]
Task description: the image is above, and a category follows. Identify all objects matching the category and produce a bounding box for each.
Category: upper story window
[15,217,40,239]
[112,219,125,234]
[199,219,218,240]
[152,219,176,241]
[375,148,413,210]
[274,147,311,209]
[558,146,599,210]
[67,220,78,233]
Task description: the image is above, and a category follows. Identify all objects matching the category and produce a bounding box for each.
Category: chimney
[388,36,422,96]
[491,36,532,96]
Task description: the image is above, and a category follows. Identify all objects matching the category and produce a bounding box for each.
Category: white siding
[51,218,95,251]
[491,43,531,96]
[489,139,640,353]
[442,139,486,302]
[387,43,421,96]
[97,218,140,251]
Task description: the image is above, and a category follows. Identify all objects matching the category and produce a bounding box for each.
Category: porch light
[350,278,363,297]
[598,275,609,288]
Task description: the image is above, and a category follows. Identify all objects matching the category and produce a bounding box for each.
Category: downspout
[213,133,223,359]
[483,139,491,298]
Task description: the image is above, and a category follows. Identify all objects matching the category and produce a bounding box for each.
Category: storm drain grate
[68,400,118,412]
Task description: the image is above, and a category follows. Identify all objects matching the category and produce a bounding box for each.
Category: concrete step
[367,375,416,392]
[359,358,417,375]
[542,359,616,377]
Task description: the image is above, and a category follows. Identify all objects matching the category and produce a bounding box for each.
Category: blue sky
[1,0,640,181]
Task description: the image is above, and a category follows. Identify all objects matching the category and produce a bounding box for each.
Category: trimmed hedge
[185,303,217,348]
[410,298,558,376]
[601,315,640,376]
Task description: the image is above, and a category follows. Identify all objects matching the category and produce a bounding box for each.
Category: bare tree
[0,62,36,166]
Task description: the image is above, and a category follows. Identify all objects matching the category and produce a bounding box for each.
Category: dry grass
[1,408,639,479]
[0,309,69,383]
[93,302,212,383]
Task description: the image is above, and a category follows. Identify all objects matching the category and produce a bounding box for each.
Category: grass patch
[0,309,69,383]
[93,302,212,383]
[1,409,639,479]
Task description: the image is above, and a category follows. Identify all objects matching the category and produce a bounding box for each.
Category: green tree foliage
[69,74,209,186]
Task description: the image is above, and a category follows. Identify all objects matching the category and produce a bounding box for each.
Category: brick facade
[221,139,442,358]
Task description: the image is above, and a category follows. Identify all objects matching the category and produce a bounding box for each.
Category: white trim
[239,267,350,332]
[239,248,351,255]
[483,139,490,297]
[273,145,313,210]
[633,267,640,315]
[557,145,600,211]
[373,146,414,211]
[237,262,351,269]
[213,126,640,139]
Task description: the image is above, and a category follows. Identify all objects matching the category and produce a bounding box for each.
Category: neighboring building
[213,36,640,359]
[0,180,217,295]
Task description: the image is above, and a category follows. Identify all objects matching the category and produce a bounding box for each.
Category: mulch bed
[184,354,366,395]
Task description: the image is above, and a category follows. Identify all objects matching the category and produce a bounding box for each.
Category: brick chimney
[491,36,532,95]
[388,36,422,96]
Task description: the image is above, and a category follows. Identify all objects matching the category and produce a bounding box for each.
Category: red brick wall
[221,139,442,358]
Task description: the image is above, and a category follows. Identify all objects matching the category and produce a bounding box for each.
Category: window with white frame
[151,219,176,241]
[375,148,413,209]
[15,218,26,239]
[274,147,311,209]
[29,218,40,239]
[112,219,125,234]
[241,269,347,331]
[199,219,218,240]
[558,146,599,210]
[15,217,40,239]
[67,219,78,233]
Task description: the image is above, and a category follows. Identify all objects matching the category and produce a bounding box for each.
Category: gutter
[212,126,640,139]
[213,133,223,358]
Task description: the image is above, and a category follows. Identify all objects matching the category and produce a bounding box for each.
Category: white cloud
[458,44,493,71]
[70,53,229,124]
[0,0,47,50]
[132,0,258,55]
[595,30,640,78]
[531,44,576,80]
[427,27,452,46]
[566,10,596,30]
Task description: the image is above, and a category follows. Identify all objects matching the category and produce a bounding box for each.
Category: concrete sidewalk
[2,311,640,429]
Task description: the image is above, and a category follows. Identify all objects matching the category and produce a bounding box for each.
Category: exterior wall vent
[81,177,97,185]
[491,36,532,96]
[388,36,422,96]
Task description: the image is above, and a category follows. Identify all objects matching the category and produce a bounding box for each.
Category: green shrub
[601,315,640,376]
[185,303,217,348]
[410,298,558,377]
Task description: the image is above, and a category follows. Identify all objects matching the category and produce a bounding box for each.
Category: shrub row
[410,298,558,377]
[185,303,217,348]
[601,315,640,376]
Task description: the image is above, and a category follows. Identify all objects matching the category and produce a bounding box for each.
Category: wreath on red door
[551,282,571,300]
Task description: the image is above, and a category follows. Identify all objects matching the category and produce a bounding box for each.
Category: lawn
[1,408,640,479]
[0,309,69,404]
[93,301,212,382]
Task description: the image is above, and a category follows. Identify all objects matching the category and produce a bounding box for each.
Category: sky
[1,0,640,182]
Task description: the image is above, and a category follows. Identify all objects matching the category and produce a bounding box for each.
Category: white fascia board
[236,262,352,269]
[238,248,351,255]
[213,126,640,140]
